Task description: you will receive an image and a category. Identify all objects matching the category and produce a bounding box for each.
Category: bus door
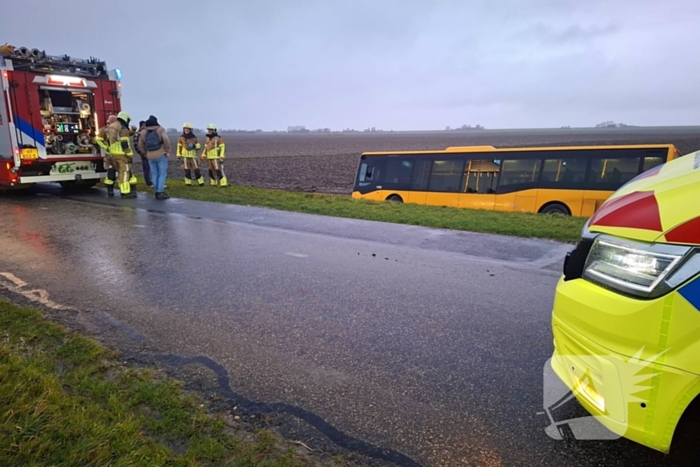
[407,158,431,204]
[459,160,496,210]
[423,158,465,208]
[493,158,540,212]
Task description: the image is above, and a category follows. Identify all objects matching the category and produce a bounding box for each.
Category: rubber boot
[106,169,116,196]
[185,178,192,186]
[195,169,204,186]
[120,182,136,199]
[219,175,228,187]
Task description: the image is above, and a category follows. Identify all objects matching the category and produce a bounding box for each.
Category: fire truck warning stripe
[13,115,45,146]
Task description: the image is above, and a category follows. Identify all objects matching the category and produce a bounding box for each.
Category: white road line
[0,272,75,311]
[285,252,308,258]
[0,272,27,288]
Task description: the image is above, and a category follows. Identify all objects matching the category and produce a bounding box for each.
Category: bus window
[589,157,640,186]
[428,159,465,192]
[541,158,587,184]
[498,159,541,190]
[411,159,432,191]
[464,160,500,193]
[358,163,369,183]
[643,156,664,172]
[478,172,496,194]
[465,171,477,193]
[356,159,385,189]
[385,158,414,190]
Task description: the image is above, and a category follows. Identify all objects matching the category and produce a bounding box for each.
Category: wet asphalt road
[0,187,693,466]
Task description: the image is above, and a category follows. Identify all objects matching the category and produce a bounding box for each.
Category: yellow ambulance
[551,150,700,453]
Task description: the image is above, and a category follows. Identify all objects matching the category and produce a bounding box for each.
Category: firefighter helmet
[182,122,194,129]
[117,111,131,123]
[207,123,217,131]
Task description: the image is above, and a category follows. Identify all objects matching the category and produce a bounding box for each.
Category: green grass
[0,300,332,466]
[141,179,587,242]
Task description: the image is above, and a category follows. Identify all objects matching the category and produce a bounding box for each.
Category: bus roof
[361,144,678,156]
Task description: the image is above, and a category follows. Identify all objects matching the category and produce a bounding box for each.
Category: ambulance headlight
[583,235,694,298]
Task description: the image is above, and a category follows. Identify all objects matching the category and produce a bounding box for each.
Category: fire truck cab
[0,44,123,190]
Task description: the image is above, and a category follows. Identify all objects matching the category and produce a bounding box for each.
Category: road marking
[285,252,308,258]
[0,272,75,311]
[0,272,27,288]
[133,224,146,228]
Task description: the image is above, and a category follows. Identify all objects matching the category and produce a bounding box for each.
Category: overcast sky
[2,0,700,131]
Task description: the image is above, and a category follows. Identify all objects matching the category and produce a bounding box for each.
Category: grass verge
[0,300,332,466]
[140,179,586,242]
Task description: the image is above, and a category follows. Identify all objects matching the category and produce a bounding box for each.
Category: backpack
[144,129,162,151]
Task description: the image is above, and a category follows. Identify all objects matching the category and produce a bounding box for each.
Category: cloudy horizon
[2,0,700,131]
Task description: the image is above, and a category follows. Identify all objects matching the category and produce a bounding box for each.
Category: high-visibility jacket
[95,125,111,153]
[202,135,225,160]
[177,135,201,158]
[106,120,133,157]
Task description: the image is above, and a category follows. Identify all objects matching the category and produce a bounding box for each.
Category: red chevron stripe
[665,216,700,244]
[590,191,663,231]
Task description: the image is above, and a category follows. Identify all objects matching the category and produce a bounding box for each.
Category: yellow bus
[351,144,682,217]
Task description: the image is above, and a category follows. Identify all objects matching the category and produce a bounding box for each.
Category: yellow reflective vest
[202,136,225,160]
[106,121,133,157]
[177,135,201,158]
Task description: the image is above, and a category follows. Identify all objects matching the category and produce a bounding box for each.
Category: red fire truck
[0,44,123,189]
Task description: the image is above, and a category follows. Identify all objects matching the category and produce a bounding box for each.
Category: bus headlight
[583,235,693,298]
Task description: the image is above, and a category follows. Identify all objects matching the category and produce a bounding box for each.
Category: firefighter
[106,111,137,199]
[201,123,228,186]
[177,123,204,186]
[95,114,117,196]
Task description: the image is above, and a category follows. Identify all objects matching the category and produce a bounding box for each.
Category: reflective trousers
[206,158,227,185]
[111,155,133,194]
[182,157,204,185]
[103,156,115,187]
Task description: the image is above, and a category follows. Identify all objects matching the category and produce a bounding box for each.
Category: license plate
[53,162,95,174]
[20,148,38,160]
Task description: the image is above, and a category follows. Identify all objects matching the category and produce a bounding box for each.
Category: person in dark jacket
[137,115,172,200]
[132,120,153,188]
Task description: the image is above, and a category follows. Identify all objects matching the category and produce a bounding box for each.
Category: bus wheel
[387,194,403,203]
[540,203,570,216]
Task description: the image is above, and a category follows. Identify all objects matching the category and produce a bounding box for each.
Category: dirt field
[132,128,700,194]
